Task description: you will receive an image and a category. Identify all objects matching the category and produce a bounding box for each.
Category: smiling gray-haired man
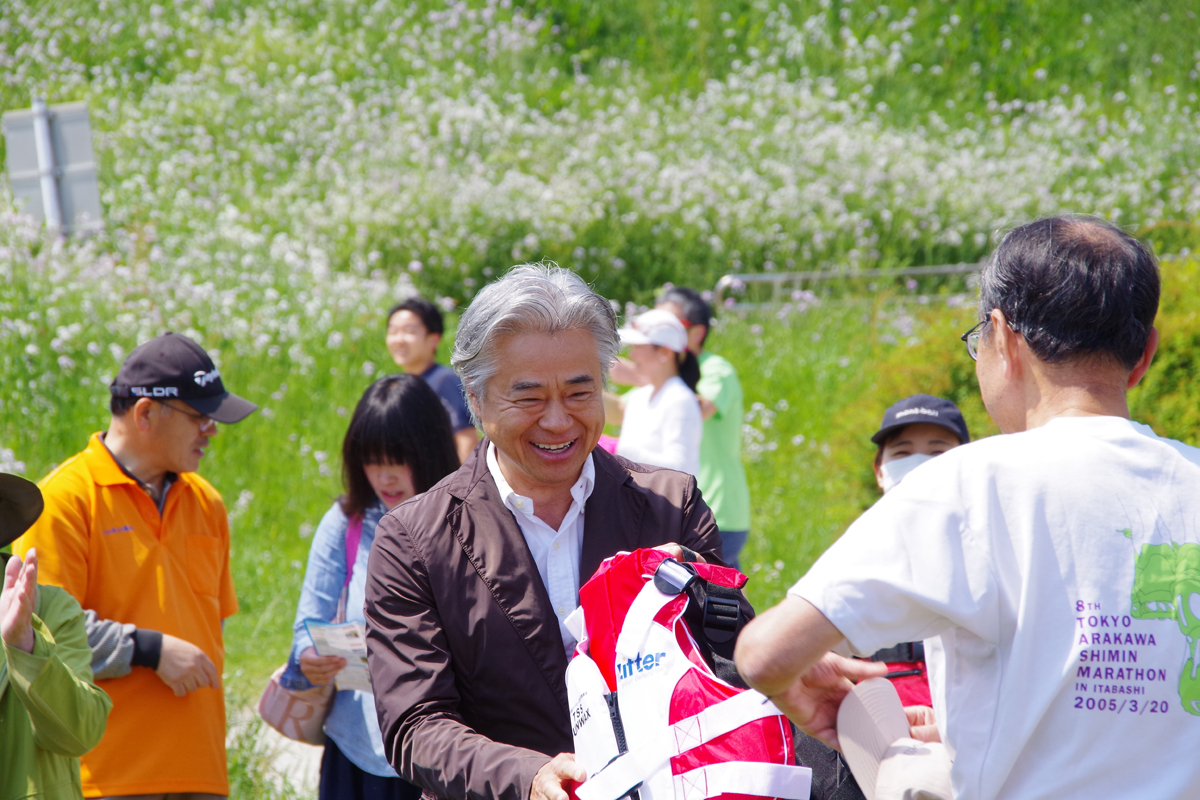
[364,264,725,800]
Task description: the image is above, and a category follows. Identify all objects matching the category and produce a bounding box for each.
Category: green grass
[5,0,1196,129]
[0,281,953,684]
[3,279,984,686]
[9,256,1200,676]
[3,0,1200,790]
[714,288,984,607]
[2,0,1197,307]
[225,686,305,799]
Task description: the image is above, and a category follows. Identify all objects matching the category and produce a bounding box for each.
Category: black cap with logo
[109,332,257,424]
[871,393,970,446]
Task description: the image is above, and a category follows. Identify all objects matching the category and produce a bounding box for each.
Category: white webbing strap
[614,578,679,661]
[579,756,813,800]
[673,762,813,800]
[576,692,802,800]
[670,689,785,754]
[575,749,653,800]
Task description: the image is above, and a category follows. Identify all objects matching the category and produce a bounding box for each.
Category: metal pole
[31,96,63,231]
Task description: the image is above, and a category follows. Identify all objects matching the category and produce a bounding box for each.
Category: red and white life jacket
[565,549,812,800]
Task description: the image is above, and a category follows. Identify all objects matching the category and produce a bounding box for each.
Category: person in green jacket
[1,472,112,800]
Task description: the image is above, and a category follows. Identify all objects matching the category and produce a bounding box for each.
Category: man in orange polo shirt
[15,332,257,799]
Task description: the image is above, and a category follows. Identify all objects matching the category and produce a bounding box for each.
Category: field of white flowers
[5,2,1199,313]
[2,0,1196,446]
[2,3,1199,789]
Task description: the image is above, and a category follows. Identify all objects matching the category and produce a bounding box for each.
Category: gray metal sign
[2,98,103,235]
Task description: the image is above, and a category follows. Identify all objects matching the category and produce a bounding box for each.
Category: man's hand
[156,633,219,696]
[652,543,706,564]
[299,645,346,687]
[737,595,881,750]
[530,753,587,800]
[1,549,39,653]
[904,705,941,743]
[767,653,888,751]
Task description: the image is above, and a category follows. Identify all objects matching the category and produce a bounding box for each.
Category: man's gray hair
[451,263,619,422]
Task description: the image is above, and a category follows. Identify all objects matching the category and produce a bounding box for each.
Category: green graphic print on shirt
[1130,539,1200,715]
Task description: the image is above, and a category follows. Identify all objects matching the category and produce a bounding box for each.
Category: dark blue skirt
[319,737,424,800]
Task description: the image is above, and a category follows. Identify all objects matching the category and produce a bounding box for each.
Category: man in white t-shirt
[735,216,1200,800]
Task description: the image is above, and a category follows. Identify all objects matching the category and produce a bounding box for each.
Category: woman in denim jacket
[282,374,459,800]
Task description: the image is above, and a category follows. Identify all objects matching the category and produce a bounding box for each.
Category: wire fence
[713,262,984,311]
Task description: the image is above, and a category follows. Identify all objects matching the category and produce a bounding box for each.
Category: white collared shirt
[486,442,594,659]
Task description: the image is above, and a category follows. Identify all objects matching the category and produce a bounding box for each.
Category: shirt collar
[84,432,135,487]
[94,432,176,510]
[486,442,595,522]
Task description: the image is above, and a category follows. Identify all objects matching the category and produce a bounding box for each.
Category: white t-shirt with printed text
[791,416,1200,800]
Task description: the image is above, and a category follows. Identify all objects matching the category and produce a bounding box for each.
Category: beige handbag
[256,515,362,744]
[257,665,335,744]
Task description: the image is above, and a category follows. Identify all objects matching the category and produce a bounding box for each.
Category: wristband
[131,628,163,670]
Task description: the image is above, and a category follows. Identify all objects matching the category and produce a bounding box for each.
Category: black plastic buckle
[702,596,741,644]
[653,558,697,595]
[871,641,924,663]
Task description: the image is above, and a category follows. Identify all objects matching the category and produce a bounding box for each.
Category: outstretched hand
[0,549,39,653]
[737,595,886,751]
[768,653,888,750]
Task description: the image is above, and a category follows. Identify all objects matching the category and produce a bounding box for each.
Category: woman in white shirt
[611,309,703,475]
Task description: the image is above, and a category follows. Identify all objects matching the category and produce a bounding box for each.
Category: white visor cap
[618,308,689,353]
[837,677,953,800]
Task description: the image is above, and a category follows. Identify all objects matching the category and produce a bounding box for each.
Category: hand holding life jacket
[565,549,813,800]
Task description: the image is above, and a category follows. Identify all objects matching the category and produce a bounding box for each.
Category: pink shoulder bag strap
[334,515,364,623]
[257,513,364,743]
[344,514,363,589]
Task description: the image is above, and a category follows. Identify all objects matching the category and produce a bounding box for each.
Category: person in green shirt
[607,287,753,569]
[1,472,112,800]
[658,288,752,569]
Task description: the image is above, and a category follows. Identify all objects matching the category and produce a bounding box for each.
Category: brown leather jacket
[364,442,724,800]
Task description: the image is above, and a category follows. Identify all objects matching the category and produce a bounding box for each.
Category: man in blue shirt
[385,297,480,462]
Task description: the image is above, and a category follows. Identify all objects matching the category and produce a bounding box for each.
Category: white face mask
[879,453,934,493]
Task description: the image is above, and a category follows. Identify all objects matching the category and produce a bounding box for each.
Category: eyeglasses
[960,320,987,361]
[159,400,216,430]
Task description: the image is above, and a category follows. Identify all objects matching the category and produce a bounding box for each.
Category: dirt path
[231,706,322,796]
[260,722,323,795]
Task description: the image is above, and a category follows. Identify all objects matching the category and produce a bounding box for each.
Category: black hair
[978,216,1159,370]
[340,374,459,518]
[677,350,701,392]
[657,286,713,347]
[387,296,444,337]
[110,395,138,416]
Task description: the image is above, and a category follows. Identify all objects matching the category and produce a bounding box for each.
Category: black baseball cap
[109,332,257,424]
[0,473,43,548]
[871,394,970,446]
